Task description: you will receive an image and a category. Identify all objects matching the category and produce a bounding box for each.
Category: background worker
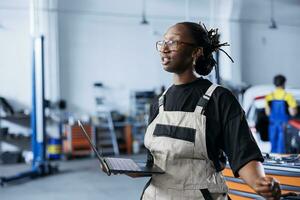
[265,74,298,153]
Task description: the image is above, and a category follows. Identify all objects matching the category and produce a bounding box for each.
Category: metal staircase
[94,83,119,155]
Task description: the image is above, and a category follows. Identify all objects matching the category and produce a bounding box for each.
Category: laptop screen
[77,120,107,168]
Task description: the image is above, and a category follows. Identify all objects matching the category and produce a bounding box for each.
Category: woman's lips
[161,57,171,65]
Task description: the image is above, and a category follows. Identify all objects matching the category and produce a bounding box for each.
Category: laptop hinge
[103,159,111,176]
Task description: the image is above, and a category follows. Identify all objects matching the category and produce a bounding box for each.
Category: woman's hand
[238,161,281,200]
[253,177,281,200]
[125,173,152,178]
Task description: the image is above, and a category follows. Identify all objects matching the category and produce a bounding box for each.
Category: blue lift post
[0,36,58,186]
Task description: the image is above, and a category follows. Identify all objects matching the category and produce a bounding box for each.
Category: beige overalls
[142,84,229,200]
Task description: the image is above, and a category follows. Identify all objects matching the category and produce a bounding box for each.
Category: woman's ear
[193,47,204,59]
[197,47,204,57]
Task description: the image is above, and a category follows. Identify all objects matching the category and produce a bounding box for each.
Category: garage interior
[0,0,300,199]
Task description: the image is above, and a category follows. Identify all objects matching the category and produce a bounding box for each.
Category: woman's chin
[163,65,174,73]
[163,65,173,72]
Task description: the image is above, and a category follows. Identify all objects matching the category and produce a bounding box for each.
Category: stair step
[96,132,111,136]
[95,112,119,155]
[98,147,115,155]
[97,139,114,146]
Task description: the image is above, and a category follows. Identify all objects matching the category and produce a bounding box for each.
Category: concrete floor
[0,154,149,200]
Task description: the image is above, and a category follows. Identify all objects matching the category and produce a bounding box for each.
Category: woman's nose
[161,43,170,52]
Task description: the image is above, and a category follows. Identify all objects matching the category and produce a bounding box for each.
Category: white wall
[58,16,166,115]
[0,1,31,135]
[241,23,300,87]
[57,0,212,115]
[239,0,300,87]
[0,1,31,110]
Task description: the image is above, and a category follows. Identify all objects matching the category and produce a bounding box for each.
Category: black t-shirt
[147,78,263,177]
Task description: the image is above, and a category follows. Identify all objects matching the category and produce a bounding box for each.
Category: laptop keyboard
[106,157,142,171]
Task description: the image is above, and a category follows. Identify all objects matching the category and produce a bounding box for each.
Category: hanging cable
[141,0,149,25]
[269,0,277,29]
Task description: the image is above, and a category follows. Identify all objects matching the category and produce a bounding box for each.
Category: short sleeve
[205,87,263,175]
[265,94,272,107]
[223,113,264,177]
[286,93,297,108]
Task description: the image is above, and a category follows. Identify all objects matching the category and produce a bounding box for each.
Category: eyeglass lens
[156,40,177,51]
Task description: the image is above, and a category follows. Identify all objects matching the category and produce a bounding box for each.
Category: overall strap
[200,189,213,200]
[195,84,219,114]
[158,87,170,113]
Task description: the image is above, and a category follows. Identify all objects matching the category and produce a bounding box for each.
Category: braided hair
[178,22,234,76]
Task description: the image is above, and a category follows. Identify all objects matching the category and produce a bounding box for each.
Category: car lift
[0,36,58,186]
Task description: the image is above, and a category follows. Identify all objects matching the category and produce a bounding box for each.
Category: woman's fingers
[125,173,140,178]
[254,177,281,200]
[281,192,298,197]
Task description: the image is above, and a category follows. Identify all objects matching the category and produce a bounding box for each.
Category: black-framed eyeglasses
[155,40,197,52]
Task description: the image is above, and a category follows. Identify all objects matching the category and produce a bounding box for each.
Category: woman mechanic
[131,22,281,200]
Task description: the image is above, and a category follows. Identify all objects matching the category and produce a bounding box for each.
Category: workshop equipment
[0,36,58,186]
[62,123,93,158]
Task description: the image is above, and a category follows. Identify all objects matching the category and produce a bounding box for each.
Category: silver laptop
[77,120,164,176]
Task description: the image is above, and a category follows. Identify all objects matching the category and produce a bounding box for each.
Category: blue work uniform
[268,93,289,153]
